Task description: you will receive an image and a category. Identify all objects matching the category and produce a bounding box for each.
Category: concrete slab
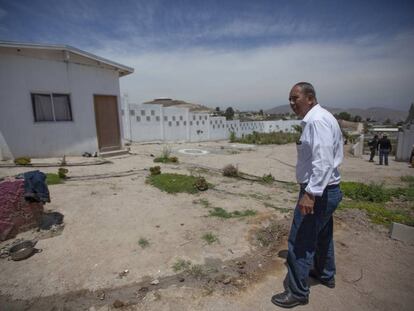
[390,222,414,244]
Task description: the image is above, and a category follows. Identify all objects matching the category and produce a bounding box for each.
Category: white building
[123,99,301,143]
[0,41,133,160]
[396,124,414,162]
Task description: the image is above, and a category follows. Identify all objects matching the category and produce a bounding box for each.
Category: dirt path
[0,141,413,310]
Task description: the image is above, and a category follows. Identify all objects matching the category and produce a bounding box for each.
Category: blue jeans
[379,149,389,165]
[286,185,342,299]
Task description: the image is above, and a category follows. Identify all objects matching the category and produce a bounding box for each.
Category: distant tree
[259,109,264,116]
[353,115,362,122]
[224,107,235,120]
[215,107,221,112]
[336,112,352,121]
[384,118,392,125]
[406,103,414,123]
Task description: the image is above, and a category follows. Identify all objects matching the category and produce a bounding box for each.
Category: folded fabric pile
[0,170,49,241]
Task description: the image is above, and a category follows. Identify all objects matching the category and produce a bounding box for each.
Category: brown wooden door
[93,95,121,152]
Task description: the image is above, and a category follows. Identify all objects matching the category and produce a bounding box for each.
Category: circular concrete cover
[178,148,210,155]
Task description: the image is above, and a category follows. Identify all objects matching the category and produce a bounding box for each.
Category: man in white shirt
[271,82,343,308]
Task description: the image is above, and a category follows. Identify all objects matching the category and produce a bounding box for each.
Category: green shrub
[262,173,275,183]
[149,166,161,175]
[172,259,192,272]
[14,157,31,165]
[201,232,219,244]
[138,237,150,248]
[229,131,236,143]
[58,168,68,179]
[194,176,209,191]
[161,145,172,158]
[153,156,179,164]
[60,155,67,166]
[223,164,238,177]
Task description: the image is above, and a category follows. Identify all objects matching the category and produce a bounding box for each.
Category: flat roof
[0,40,134,77]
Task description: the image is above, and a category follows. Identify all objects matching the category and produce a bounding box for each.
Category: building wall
[123,102,301,143]
[396,125,414,161]
[190,112,209,141]
[128,103,163,141]
[0,52,122,159]
[164,107,189,141]
[208,116,227,140]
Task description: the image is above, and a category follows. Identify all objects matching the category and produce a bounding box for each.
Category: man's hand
[298,192,315,215]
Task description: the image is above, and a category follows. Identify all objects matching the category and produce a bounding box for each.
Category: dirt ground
[0,141,413,311]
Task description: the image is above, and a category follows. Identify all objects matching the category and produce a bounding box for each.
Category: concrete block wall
[122,101,301,143]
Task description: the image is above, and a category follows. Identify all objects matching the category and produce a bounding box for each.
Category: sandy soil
[0,141,413,310]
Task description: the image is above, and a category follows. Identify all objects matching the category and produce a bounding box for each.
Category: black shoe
[271,291,308,308]
[309,269,335,288]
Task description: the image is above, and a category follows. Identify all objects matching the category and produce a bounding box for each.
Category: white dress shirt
[296,104,343,196]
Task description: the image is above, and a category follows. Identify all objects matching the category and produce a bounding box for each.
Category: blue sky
[1,0,413,111]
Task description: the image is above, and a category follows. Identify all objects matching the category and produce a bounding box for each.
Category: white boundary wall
[123,101,301,143]
[396,125,414,161]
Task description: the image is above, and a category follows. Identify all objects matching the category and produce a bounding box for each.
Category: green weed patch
[232,131,299,145]
[339,200,414,226]
[340,180,414,227]
[208,207,257,218]
[147,173,201,194]
[46,173,63,185]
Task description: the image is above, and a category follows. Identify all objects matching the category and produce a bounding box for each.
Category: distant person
[378,135,392,165]
[368,135,379,162]
[271,82,343,308]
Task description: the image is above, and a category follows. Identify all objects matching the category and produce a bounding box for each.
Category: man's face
[289,85,313,118]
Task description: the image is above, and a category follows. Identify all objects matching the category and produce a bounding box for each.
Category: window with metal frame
[31,93,73,122]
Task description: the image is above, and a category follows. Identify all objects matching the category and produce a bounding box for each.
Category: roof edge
[0,40,134,76]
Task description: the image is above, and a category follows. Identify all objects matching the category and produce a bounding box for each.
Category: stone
[118,269,129,278]
[214,274,226,283]
[150,279,160,285]
[390,222,414,244]
[223,277,232,285]
[112,299,124,308]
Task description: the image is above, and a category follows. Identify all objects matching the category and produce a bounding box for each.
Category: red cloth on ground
[0,179,43,241]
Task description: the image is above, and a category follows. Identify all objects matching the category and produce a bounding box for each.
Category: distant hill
[265,105,408,122]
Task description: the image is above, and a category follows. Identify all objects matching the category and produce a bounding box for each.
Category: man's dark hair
[294,82,317,100]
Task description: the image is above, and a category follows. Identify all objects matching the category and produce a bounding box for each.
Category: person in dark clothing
[368,135,379,162]
[378,135,392,165]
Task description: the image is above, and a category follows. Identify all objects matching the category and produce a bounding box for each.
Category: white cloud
[99,33,414,111]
